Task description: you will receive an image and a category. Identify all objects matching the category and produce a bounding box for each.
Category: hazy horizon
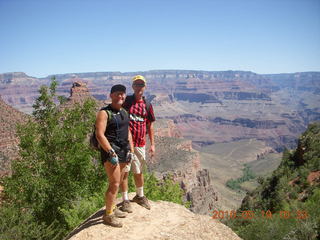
[2,68,320,79]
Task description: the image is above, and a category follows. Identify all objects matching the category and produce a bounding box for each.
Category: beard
[115,99,124,105]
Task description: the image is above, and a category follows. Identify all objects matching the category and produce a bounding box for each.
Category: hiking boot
[119,200,133,213]
[132,195,151,210]
[114,208,127,218]
[103,213,123,228]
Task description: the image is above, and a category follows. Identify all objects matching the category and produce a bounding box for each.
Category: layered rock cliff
[150,119,219,214]
[1,70,319,152]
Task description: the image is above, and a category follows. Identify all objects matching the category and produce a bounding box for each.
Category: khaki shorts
[129,146,146,174]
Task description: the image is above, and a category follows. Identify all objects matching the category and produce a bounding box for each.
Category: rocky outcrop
[69,81,92,101]
[0,95,29,176]
[58,79,107,112]
[150,120,219,214]
[187,169,218,214]
[154,119,182,138]
[66,193,241,240]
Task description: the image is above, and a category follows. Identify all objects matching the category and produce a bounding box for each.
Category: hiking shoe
[119,200,133,213]
[114,208,127,218]
[132,195,151,210]
[103,213,123,228]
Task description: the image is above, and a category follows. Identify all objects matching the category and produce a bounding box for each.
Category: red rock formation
[0,95,29,176]
[154,119,182,138]
[151,120,219,214]
[59,79,107,111]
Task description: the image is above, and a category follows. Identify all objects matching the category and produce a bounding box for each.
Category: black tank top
[101,104,129,148]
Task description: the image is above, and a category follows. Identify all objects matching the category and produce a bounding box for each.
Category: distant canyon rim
[1,70,319,151]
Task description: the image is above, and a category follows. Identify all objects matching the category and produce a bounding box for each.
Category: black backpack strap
[100,105,113,125]
[123,95,135,111]
[124,95,151,116]
[143,96,151,113]
[120,108,128,117]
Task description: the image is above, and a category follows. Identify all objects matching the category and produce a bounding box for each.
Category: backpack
[123,95,151,117]
[89,107,127,151]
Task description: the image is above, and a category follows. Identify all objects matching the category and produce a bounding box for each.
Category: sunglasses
[133,83,145,87]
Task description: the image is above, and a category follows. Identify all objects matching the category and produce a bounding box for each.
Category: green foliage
[145,173,187,205]
[227,122,320,239]
[226,164,255,190]
[2,77,105,239]
[241,164,256,181]
[127,170,190,207]
[226,178,241,190]
[257,176,264,185]
[59,185,106,230]
[0,203,61,240]
[304,188,320,235]
[225,211,318,240]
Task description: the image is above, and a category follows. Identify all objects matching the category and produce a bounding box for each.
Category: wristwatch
[107,148,115,156]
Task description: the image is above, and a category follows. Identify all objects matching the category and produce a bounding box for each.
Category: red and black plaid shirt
[123,96,156,147]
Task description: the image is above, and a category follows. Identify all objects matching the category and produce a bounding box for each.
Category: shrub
[2,78,105,238]
[0,203,61,240]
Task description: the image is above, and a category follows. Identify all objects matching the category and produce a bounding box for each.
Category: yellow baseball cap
[132,75,146,83]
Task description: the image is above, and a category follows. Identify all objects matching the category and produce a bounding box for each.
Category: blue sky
[0,0,319,77]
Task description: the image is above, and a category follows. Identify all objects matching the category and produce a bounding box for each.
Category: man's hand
[127,152,135,163]
[148,144,156,163]
[149,144,155,157]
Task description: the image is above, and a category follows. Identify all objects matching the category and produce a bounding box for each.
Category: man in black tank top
[95,84,134,228]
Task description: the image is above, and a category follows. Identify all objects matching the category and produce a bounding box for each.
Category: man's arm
[147,121,155,157]
[128,127,134,153]
[95,111,113,152]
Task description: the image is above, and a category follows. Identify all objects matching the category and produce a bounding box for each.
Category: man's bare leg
[119,163,133,213]
[103,161,126,227]
[119,163,129,193]
[104,161,120,214]
[132,173,150,209]
[134,173,144,188]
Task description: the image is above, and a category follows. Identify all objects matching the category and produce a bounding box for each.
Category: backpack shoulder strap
[123,95,135,111]
[100,106,113,125]
[143,96,151,113]
[124,95,151,114]
[120,108,128,117]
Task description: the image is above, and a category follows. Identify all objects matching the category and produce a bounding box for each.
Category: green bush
[0,203,61,240]
[127,170,190,207]
[2,78,105,239]
[225,210,318,240]
[226,178,241,190]
[59,186,106,231]
[226,164,255,190]
[227,122,320,239]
